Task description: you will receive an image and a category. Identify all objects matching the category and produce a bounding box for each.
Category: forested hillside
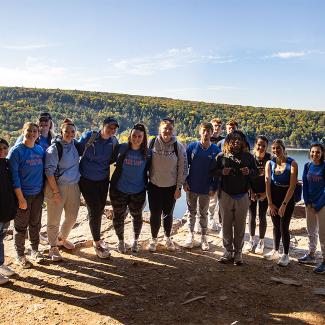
[0,86,324,147]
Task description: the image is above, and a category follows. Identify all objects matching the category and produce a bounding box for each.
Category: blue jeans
[0,222,9,266]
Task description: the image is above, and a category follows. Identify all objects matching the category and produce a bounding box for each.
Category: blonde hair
[22,122,39,133]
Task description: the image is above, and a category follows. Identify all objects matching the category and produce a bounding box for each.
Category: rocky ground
[1,202,325,325]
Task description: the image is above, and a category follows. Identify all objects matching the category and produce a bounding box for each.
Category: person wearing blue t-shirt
[298,143,325,274]
[110,124,151,254]
[184,122,220,251]
[8,122,45,269]
[78,117,119,259]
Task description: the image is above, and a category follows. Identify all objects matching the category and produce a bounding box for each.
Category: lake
[144,149,310,218]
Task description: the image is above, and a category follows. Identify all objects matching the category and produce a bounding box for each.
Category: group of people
[0,113,324,286]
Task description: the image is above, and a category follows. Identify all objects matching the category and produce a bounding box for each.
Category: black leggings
[270,184,295,254]
[248,198,268,239]
[148,183,176,238]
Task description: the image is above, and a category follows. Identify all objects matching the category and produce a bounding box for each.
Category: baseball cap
[39,112,52,121]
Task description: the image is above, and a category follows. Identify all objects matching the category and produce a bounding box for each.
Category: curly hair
[223,130,249,154]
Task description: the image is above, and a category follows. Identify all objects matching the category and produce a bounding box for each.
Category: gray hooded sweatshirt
[149,135,188,188]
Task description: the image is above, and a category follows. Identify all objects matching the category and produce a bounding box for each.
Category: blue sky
[0,0,324,111]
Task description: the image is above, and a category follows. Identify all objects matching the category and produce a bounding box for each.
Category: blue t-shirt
[117,149,146,194]
[303,162,325,211]
[8,143,44,196]
[186,142,220,195]
[270,157,294,186]
[79,131,118,181]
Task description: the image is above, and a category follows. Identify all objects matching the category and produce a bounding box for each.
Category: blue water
[144,149,310,218]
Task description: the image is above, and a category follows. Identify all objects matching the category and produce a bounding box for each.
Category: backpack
[149,136,178,157]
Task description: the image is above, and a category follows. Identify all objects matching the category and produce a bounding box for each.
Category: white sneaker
[57,239,75,250]
[49,247,63,262]
[15,256,33,269]
[194,221,201,234]
[39,233,49,246]
[201,235,210,251]
[278,254,290,267]
[0,264,15,277]
[184,233,194,248]
[243,241,255,253]
[0,274,9,285]
[255,241,265,255]
[30,250,45,263]
[264,249,279,261]
[165,237,175,252]
[94,241,111,259]
[148,238,158,252]
[131,240,139,253]
[117,240,126,254]
[208,219,219,231]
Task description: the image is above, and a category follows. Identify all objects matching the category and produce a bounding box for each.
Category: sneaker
[57,239,75,250]
[165,237,175,252]
[148,238,158,252]
[298,253,316,265]
[194,221,201,234]
[234,252,243,266]
[201,235,210,251]
[314,263,325,274]
[264,249,280,261]
[30,250,45,263]
[243,241,255,253]
[39,233,49,246]
[131,240,139,253]
[117,240,126,254]
[0,264,15,277]
[0,274,9,285]
[94,241,111,259]
[49,247,63,262]
[15,256,33,269]
[255,241,265,255]
[184,233,194,249]
[208,219,219,231]
[278,254,290,267]
[218,251,233,264]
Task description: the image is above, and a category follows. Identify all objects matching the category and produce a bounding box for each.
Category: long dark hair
[128,123,148,159]
[310,143,325,163]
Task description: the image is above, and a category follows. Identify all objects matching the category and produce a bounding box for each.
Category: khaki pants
[219,191,250,253]
[45,183,80,247]
[306,205,325,258]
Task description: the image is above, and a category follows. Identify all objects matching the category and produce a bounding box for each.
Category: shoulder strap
[149,136,156,150]
[55,142,63,161]
[81,131,98,158]
[173,141,178,158]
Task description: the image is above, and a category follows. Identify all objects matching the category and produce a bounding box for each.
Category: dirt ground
[1,206,325,325]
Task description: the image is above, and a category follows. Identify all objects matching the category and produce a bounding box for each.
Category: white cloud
[271,51,306,59]
[0,43,58,50]
[110,48,233,76]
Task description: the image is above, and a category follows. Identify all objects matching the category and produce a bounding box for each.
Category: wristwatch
[282,201,287,206]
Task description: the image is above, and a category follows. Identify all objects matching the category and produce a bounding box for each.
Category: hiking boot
[201,235,210,251]
[298,253,316,265]
[149,238,158,252]
[208,219,219,231]
[184,232,194,249]
[165,237,175,252]
[15,256,33,269]
[234,252,243,266]
[264,249,279,261]
[314,262,325,274]
[278,254,290,267]
[0,264,15,277]
[131,240,139,253]
[255,240,265,255]
[117,240,126,254]
[30,250,45,263]
[218,251,233,264]
[57,239,75,250]
[0,274,9,285]
[94,241,111,259]
[49,247,63,262]
[243,241,255,253]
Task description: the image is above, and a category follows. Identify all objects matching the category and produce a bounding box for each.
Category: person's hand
[268,203,277,217]
[240,167,249,176]
[53,192,62,204]
[223,167,232,175]
[18,198,27,210]
[183,183,190,192]
[259,193,267,201]
[209,191,215,197]
[278,204,286,218]
[174,188,181,200]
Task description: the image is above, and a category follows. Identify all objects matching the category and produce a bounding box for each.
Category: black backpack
[149,136,178,157]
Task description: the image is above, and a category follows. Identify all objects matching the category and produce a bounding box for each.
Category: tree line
[0,86,324,147]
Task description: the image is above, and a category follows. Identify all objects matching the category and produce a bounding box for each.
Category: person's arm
[175,143,188,200]
[278,160,298,217]
[302,163,310,206]
[265,161,277,216]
